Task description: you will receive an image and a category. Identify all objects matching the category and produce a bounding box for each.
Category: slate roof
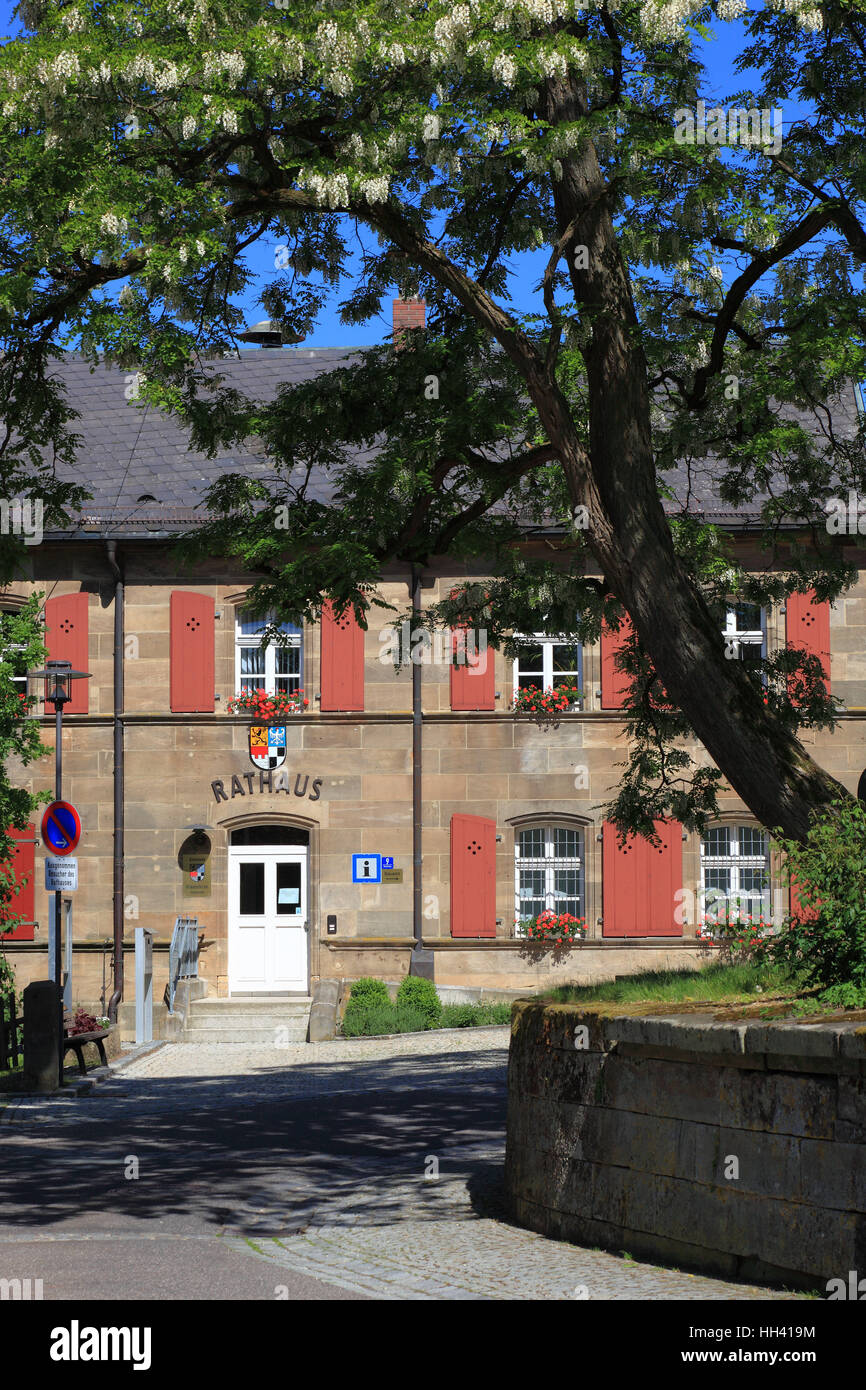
[47,348,357,539]
[38,349,866,540]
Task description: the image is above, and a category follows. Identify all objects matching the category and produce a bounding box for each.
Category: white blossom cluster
[316,18,361,93]
[716,0,748,18]
[182,115,197,138]
[203,51,246,84]
[300,170,351,209]
[492,53,518,86]
[220,109,239,133]
[100,212,128,235]
[433,5,473,56]
[60,8,87,32]
[123,54,158,84]
[37,50,81,95]
[259,33,304,78]
[639,1,704,43]
[422,111,441,142]
[766,0,823,28]
[358,174,391,203]
[154,63,186,92]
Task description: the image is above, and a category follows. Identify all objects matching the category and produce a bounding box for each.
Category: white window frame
[235,611,302,697]
[721,603,765,664]
[514,823,585,934]
[700,824,771,924]
[512,633,583,709]
[0,608,28,702]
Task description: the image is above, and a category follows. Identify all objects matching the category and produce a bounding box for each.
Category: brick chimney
[393,296,426,347]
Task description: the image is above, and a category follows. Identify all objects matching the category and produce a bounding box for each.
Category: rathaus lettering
[212,769,323,803]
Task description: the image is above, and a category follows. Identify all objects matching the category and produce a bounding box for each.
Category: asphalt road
[0,1043,509,1301]
[0,1034,797,1302]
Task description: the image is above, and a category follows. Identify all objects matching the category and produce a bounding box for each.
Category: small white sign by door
[45,856,78,891]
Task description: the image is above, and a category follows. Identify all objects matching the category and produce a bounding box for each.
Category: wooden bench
[63,1029,109,1076]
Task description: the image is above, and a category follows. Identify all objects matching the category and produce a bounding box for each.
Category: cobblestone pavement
[95,1031,800,1302]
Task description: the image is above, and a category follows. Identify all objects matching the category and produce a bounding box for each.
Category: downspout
[409,564,434,979]
[106,540,125,1021]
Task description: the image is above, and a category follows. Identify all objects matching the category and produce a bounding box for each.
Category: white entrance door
[228,849,308,993]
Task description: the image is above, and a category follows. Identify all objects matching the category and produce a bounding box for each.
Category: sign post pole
[54,697,62,1052]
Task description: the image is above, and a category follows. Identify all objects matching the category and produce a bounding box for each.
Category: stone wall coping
[514,998,866,1060]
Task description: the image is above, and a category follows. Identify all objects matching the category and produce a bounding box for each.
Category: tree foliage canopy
[1,0,865,838]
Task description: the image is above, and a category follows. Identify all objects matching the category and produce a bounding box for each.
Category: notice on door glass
[278,888,300,904]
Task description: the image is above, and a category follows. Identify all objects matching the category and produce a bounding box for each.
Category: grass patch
[545,961,798,1008]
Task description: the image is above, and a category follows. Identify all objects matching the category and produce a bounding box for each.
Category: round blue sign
[40,800,81,857]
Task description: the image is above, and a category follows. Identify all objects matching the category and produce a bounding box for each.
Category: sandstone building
[3,314,865,1030]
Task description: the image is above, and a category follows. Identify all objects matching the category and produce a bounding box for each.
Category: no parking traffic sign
[40,800,81,857]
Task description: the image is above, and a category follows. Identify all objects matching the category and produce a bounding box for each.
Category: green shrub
[439,1003,478,1028]
[439,1001,513,1028]
[395,975,442,1027]
[472,1002,513,1025]
[341,1003,428,1037]
[347,977,391,1007]
[773,798,866,998]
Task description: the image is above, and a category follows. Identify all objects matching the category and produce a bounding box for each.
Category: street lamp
[29,658,91,1083]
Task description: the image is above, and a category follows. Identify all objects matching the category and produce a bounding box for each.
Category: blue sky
[0,6,791,348]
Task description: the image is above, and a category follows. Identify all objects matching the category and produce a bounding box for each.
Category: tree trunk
[535,75,847,843]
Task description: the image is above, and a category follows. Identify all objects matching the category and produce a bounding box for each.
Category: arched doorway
[228,824,310,994]
[858,770,866,804]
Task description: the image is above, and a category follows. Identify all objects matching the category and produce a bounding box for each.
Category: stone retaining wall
[504,1000,866,1291]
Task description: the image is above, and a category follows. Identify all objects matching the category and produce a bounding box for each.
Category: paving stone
[109,1031,799,1301]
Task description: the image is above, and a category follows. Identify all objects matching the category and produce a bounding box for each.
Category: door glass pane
[276,861,302,916]
[239,862,265,915]
[231,826,309,846]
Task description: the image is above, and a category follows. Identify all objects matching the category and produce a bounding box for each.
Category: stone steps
[184,997,313,1044]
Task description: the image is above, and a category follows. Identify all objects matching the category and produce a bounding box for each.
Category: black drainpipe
[106,540,125,1021]
[409,564,434,979]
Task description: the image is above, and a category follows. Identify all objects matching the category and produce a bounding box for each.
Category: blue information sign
[41,800,82,857]
[352,854,381,883]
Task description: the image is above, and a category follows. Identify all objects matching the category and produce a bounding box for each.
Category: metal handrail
[167,916,199,1013]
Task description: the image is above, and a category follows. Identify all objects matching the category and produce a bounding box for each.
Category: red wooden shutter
[450,626,495,711]
[170,591,214,713]
[320,600,364,711]
[602,819,683,937]
[600,616,633,709]
[45,593,89,714]
[786,590,830,695]
[0,824,35,941]
[789,876,819,924]
[450,813,497,937]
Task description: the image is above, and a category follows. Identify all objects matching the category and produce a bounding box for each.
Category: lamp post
[30,658,91,1083]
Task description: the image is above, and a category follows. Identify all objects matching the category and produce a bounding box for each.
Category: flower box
[512,683,582,716]
[516,911,587,944]
[227,689,309,720]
